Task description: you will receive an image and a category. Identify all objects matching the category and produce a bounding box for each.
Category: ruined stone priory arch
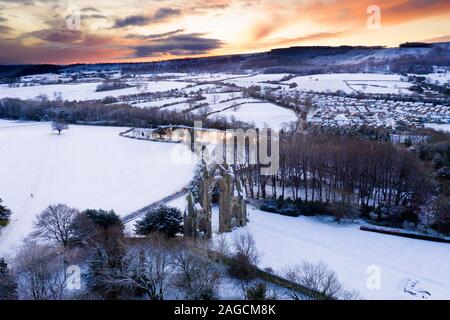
[184,164,247,239]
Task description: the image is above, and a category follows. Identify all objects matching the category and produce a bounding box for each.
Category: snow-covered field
[127,92,297,129]
[198,97,258,114]
[2,71,439,103]
[424,72,450,86]
[286,73,413,94]
[177,73,248,82]
[209,102,297,129]
[199,72,416,95]
[424,123,450,133]
[0,81,192,101]
[0,121,195,256]
[228,207,450,300]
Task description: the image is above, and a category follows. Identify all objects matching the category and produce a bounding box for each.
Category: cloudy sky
[0,0,449,64]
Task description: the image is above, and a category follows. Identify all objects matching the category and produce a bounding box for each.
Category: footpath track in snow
[121,188,187,224]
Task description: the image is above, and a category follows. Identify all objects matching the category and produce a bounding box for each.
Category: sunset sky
[0,0,449,64]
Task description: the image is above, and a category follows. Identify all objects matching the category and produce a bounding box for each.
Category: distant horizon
[1,40,449,67]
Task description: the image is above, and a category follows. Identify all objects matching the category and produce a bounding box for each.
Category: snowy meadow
[0,121,195,256]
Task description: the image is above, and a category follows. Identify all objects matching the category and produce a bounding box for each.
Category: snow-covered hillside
[0,121,195,256]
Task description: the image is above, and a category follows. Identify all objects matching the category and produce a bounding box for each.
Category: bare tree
[15,242,70,300]
[173,240,221,300]
[237,131,430,224]
[52,120,69,135]
[214,233,231,259]
[233,232,259,265]
[283,261,359,300]
[211,95,219,105]
[228,232,259,280]
[107,234,172,300]
[432,196,450,234]
[33,204,79,247]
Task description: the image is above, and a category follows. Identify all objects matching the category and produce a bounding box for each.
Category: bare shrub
[328,201,360,221]
[214,233,231,259]
[51,120,69,135]
[106,234,172,300]
[283,261,359,300]
[432,196,450,234]
[233,232,259,263]
[14,242,71,300]
[173,239,221,300]
[228,232,259,280]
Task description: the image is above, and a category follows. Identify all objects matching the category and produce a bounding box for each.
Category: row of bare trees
[0,98,254,131]
[235,132,431,213]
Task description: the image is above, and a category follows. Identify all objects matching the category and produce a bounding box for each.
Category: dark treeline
[95,80,131,92]
[0,98,254,131]
[306,124,392,142]
[121,43,450,76]
[235,132,432,223]
[280,133,429,207]
[306,124,450,145]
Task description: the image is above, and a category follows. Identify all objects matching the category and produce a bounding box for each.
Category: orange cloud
[298,0,450,27]
[247,0,450,49]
